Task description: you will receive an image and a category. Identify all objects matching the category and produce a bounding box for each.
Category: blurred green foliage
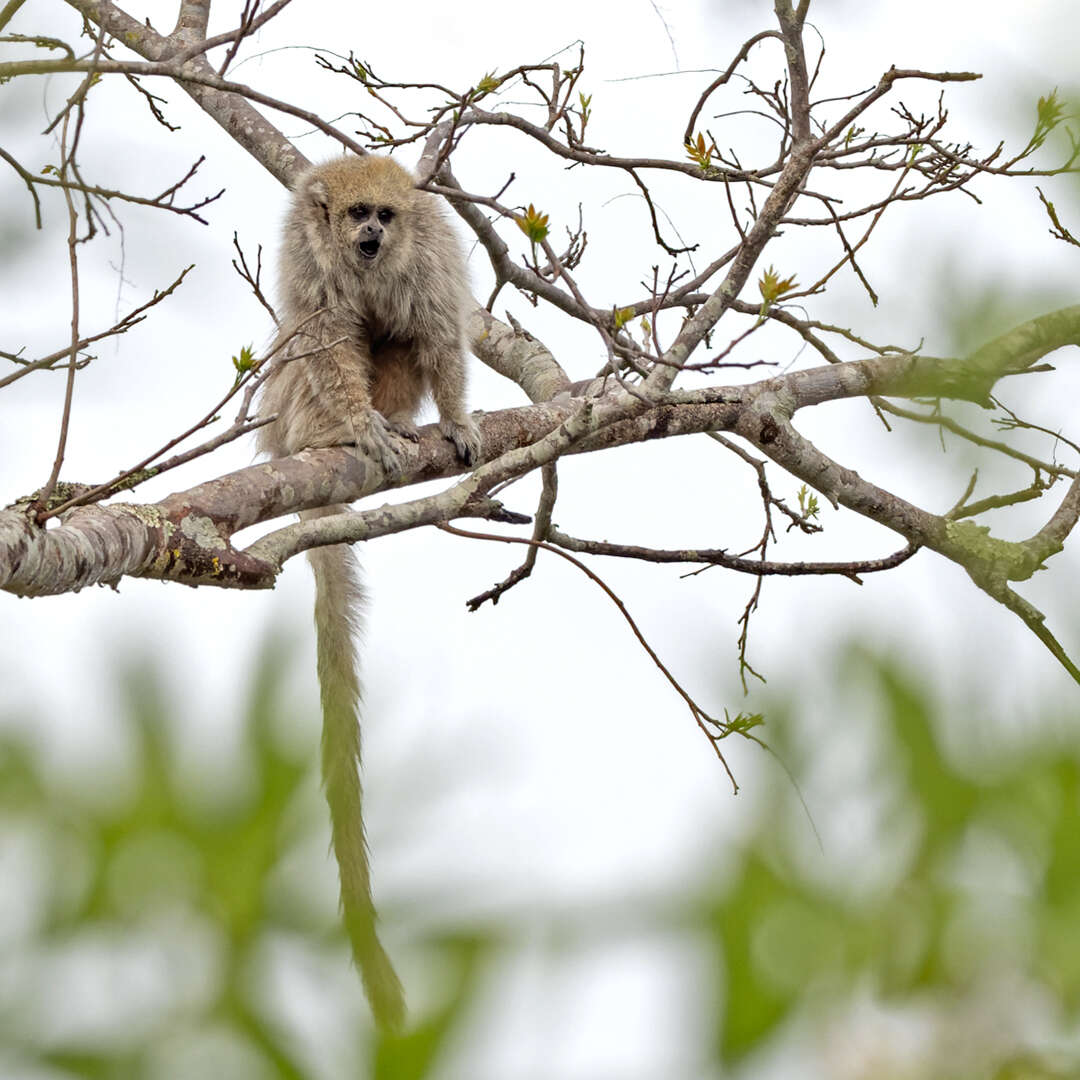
[1,636,1079,1079]
[706,656,1080,1078]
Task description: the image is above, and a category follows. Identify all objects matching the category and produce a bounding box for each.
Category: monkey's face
[303,166,414,277]
[341,201,399,266]
[306,176,410,274]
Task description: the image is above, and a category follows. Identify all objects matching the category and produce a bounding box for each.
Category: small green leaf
[231,344,256,381]
[578,90,592,131]
[796,485,819,520]
[685,131,714,169]
[475,71,500,96]
[1034,88,1067,146]
[758,265,798,307]
[724,710,766,737]
[515,203,550,245]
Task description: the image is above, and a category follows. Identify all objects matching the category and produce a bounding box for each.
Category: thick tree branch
[5,304,1078,607]
[733,402,1080,684]
[466,308,570,402]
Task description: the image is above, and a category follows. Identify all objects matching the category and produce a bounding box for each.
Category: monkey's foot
[385,415,421,443]
[352,409,414,476]
[439,415,482,467]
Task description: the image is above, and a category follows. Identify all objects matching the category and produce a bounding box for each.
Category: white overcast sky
[2,2,1080,1077]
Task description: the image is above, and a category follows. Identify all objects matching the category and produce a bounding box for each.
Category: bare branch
[683,30,782,146]
[0,266,194,390]
[467,463,558,609]
[440,521,741,792]
[548,529,918,579]
[0,0,28,32]
[35,99,88,517]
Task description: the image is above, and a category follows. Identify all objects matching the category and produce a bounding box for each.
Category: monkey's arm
[263,312,414,474]
[417,339,482,466]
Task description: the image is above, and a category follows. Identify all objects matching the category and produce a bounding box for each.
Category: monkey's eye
[377,208,395,225]
[347,204,370,221]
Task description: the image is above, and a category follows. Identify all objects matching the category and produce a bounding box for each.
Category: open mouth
[358,238,381,260]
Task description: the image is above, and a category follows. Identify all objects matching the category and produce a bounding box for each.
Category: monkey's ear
[304,175,330,211]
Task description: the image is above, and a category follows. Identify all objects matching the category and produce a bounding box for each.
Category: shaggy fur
[257,156,480,1030]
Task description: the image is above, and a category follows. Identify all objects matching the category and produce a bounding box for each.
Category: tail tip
[363,950,407,1032]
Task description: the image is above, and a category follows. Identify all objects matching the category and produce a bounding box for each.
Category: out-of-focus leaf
[372,934,493,1080]
[707,856,798,1063]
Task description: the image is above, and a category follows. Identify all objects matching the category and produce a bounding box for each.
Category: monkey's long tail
[305,506,406,1031]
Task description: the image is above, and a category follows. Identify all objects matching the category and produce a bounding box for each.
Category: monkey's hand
[351,409,415,476]
[438,415,482,467]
